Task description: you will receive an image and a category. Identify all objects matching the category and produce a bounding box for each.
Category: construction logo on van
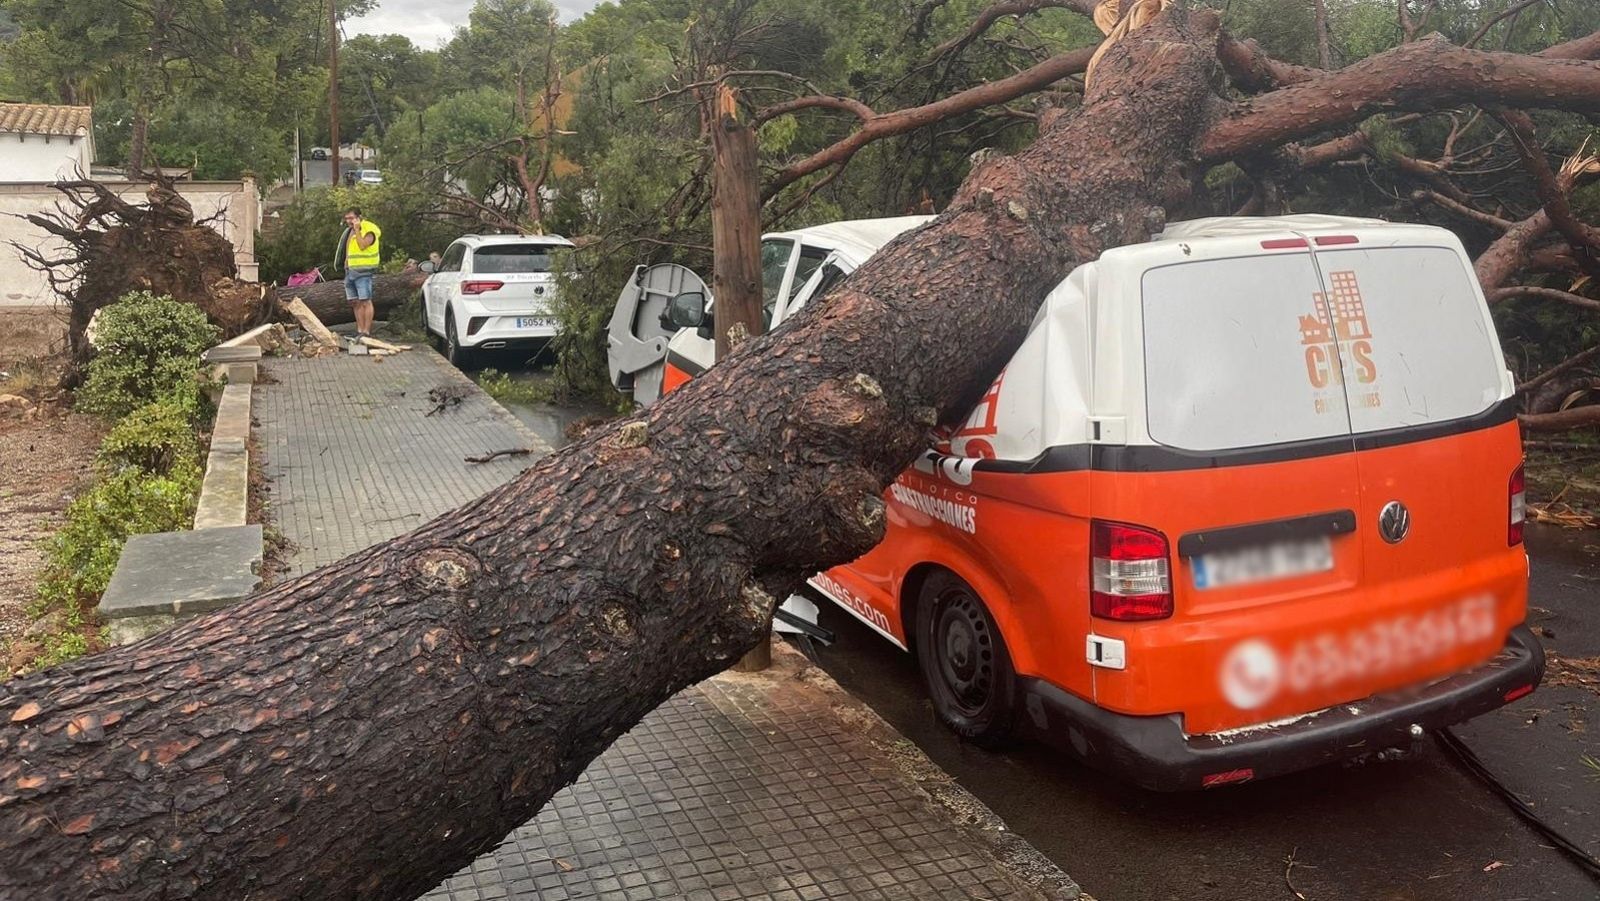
[1298,270,1382,414]
[891,465,979,534]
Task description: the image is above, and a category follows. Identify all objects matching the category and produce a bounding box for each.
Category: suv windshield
[474,244,563,274]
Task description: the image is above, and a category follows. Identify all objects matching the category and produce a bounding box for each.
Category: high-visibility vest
[346,220,382,268]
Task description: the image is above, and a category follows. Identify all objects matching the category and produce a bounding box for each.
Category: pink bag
[285,267,323,287]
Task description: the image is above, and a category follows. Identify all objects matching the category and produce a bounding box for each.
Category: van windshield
[474,244,563,274]
[1141,246,1502,452]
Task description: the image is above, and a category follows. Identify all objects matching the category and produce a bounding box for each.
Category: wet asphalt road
[798,525,1600,901]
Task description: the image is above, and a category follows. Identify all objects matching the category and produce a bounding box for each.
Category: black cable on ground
[1436,726,1600,881]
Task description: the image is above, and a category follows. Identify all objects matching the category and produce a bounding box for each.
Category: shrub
[77,292,218,421]
[33,464,202,611]
[97,397,204,475]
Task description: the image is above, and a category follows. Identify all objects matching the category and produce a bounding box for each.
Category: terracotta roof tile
[0,103,92,137]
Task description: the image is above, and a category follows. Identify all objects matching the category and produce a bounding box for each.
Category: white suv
[421,234,574,366]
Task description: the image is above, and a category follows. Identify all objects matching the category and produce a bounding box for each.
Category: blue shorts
[345,267,377,301]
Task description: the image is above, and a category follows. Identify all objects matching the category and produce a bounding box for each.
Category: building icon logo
[1298,270,1380,413]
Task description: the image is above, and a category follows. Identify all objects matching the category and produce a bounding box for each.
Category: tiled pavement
[255,350,549,575]
[255,348,1080,901]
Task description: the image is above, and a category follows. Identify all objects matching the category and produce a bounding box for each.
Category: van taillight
[1091,520,1173,621]
[1509,464,1526,546]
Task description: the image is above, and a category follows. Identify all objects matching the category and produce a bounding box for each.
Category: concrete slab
[203,345,264,363]
[194,437,249,529]
[97,524,262,622]
[214,382,251,440]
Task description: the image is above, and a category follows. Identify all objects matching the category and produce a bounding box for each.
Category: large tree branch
[925,0,1096,62]
[755,94,876,125]
[1491,284,1600,313]
[764,45,1097,199]
[1478,209,1554,290]
[1465,0,1546,49]
[1200,34,1600,162]
[1490,108,1600,276]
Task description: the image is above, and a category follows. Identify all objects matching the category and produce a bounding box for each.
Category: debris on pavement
[425,384,471,416]
[464,447,534,464]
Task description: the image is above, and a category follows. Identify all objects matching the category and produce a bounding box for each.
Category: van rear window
[1141,247,1502,452]
[474,245,562,273]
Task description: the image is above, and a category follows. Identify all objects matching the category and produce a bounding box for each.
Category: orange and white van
[609,214,1545,790]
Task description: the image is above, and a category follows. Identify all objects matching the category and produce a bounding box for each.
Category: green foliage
[94,98,291,181]
[257,184,458,283]
[33,464,202,612]
[96,397,204,476]
[476,368,550,405]
[76,292,217,421]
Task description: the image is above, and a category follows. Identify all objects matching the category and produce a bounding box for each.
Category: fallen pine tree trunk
[277,271,428,327]
[5,7,1600,900]
[0,12,1218,890]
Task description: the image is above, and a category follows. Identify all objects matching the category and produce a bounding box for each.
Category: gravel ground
[0,406,104,663]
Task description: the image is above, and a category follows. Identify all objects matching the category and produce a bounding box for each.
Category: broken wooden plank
[284,298,340,348]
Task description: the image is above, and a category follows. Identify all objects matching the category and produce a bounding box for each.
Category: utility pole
[328,0,340,187]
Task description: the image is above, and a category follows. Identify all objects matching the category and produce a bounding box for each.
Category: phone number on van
[1220,594,1500,709]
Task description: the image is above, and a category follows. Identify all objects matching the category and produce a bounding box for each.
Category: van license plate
[1192,537,1333,590]
[515,317,554,329]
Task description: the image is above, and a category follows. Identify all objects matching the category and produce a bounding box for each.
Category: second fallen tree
[278,270,428,327]
[4,6,1600,901]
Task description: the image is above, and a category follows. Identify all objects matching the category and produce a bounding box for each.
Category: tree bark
[707,84,769,670]
[0,11,1224,899]
[709,87,764,362]
[278,272,428,327]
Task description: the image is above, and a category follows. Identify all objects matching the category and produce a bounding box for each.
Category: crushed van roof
[774,216,933,260]
[1157,214,1392,241]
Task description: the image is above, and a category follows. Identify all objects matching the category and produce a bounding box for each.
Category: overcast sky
[348,0,604,49]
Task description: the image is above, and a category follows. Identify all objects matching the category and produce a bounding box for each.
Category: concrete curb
[721,641,1089,900]
[97,339,266,643]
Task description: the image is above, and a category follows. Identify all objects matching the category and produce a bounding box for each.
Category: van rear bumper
[1018,624,1545,792]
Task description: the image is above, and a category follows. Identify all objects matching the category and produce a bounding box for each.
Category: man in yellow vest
[340,207,382,339]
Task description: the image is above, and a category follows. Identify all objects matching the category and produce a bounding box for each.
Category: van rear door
[1094,247,1370,734]
[1303,240,1523,696]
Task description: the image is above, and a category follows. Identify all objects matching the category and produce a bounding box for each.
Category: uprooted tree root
[13,172,273,383]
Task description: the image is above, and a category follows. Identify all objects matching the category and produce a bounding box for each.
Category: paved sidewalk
[255,350,549,575]
[255,349,1081,901]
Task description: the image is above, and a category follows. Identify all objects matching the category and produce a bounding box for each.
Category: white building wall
[0,179,259,307]
[1,133,93,181]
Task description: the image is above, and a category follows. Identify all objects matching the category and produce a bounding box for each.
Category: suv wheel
[915,571,1017,748]
[445,309,473,369]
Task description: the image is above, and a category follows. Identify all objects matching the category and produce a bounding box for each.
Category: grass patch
[0,359,53,398]
[476,368,551,406]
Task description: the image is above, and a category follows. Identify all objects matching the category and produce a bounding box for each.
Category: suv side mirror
[419,261,437,274]
[665,291,707,329]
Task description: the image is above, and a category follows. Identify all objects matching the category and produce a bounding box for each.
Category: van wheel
[445,310,473,369]
[915,572,1017,748]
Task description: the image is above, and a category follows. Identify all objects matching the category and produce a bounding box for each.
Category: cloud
[348,0,604,49]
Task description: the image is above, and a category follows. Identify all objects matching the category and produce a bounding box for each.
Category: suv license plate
[516,316,554,329]
[1192,537,1334,590]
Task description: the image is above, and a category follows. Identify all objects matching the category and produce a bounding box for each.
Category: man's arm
[356,223,377,250]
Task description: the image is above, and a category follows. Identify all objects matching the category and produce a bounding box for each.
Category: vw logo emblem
[1379,500,1411,544]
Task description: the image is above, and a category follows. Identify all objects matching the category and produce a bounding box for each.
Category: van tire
[915,572,1017,748]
